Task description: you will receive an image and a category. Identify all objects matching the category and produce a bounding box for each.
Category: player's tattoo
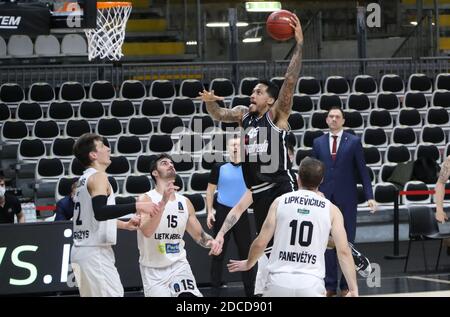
[205,103,248,123]
[438,158,450,184]
[275,42,303,115]
[197,230,213,248]
[219,214,238,236]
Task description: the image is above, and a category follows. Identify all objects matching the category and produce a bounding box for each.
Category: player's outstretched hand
[227,259,250,272]
[198,89,224,103]
[125,214,141,231]
[289,13,303,45]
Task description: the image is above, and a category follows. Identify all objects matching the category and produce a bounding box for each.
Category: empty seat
[302,129,324,147]
[295,147,313,166]
[140,98,166,117]
[8,35,33,57]
[318,93,342,111]
[363,145,382,166]
[0,36,6,57]
[177,134,205,153]
[309,111,328,130]
[158,116,184,134]
[149,80,176,99]
[391,126,417,146]
[435,73,450,90]
[148,134,174,153]
[398,108,422,128]
[51,137,75,158]
[210,78,235,97]
[48,101,74,121]
[367,109,393,128]
[28,82,55,103]
[403,91,428,110]
[1,120,28,141]
[172,153,195,173]
[65,119,91,138]
[34,35,60,56]
[407,73,432,93]
[135,154,158,174]
[431,89,450,108]
[119,80,146,100]
[346,93,371,112]
[378,163,397,183]
[33,120,60,139]
[352,75,377,94]
[170,97,196,116]
[61,34,87,55]
[69,157,85,176]
[270,76,284,89]
[115,135,143,156]
[296,76,321,96]
[415,143,440,162]
[292,94,314,113]
[16,102,43,121]
[362,127,388,147]
[420,125,445,145]
[380,74,405,94]
[239,77,259,96]
[79,100,105,120]
[288,112,305,131]
[109,99,135,119]
[230,95,251,108]
[59,81,85,102]
[324,76,349,95]
[184,193,206,213]
[96,118,123,138]
[385,144,411,164]
[0,103,11,122]
[126,117,153,137]
[180,79,204,98]
[375,92,400,111]
[343,110,364,130]
[89,80,115,101]
[105,156,131,176]
[188,172,210,192]
[0,83,24,103]
[36,157,65,179]
[403,181,431,204]
[425,107,449,126]
[374,182,397,205]
[18,138,46,162]
[55,177,79,201]
[189,115,215,133]
[122,175,152,196]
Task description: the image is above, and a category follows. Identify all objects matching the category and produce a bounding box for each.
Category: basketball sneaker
[348,242,372,277]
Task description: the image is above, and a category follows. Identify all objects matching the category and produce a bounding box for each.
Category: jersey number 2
[74,202,82,225]
[289,220,313,246]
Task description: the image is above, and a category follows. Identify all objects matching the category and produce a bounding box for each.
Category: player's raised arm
[198,89,248,123]
[271,13,304,121]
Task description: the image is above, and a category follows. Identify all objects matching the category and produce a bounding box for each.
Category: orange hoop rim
[97,2,132,9]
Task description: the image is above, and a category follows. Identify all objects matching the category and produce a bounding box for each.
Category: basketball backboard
[49,0,97,29]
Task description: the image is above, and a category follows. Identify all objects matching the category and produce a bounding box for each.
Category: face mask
[0,186,5,197]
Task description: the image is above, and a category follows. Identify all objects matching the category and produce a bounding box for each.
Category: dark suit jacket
[312,131,373,209]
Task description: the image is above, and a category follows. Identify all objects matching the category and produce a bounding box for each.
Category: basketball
[266,10,295,41]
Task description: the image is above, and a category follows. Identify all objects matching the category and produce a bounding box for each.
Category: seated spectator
[0,175,24,224]
[54,182,76,221]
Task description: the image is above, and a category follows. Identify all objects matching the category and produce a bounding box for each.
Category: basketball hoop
[85,2,132,61]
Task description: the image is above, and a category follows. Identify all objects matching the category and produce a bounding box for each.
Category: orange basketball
[266,10,295,41]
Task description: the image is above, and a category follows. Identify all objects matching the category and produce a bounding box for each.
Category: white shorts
[263,273,326,297]
[139,258,202,297]
[71,245,123,297]
[254,253,269,295]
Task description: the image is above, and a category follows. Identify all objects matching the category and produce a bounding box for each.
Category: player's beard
[248,103,258,115]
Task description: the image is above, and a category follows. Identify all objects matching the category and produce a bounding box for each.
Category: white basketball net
[85,3,131,61]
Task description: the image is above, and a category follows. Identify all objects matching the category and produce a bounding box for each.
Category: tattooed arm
[198,89,248,123]
[185,198,219,250]
[435,156,450,223]
[271,14,304,123]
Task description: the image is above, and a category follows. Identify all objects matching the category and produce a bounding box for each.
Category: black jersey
[241,110,297,194]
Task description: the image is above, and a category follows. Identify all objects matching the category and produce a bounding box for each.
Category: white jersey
[138,190,189,268]
[267,189,331,280]
[73,167,117,247]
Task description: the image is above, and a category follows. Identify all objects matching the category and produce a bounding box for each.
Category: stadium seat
[230,95,251,108]
[352,75,377,94]
[425,107,449,126]
[375,92,400,111]
[69,157,85,176]
[89,80,116,101]
[385,144,411,164]
[391,126,417,146]
[0,36,6,57]
[17,138,46,162]
[180,79,204,98]
[435,73,450,91]
[189,115,215,133]
[184,193,206,213]
[309,111,328,130]
[34,35,60,56]
[295,147,313,166]
[50,137,75,159]
[302,129,324,147]
[8,35,33,57]
[177,134,205,153]
[403,91,428,110]
[420,125,445,145]
[407,73,432,93]
[188,172,210,192]
[55,177,79,201]
[32,120,60,140]
[398,108,422,128]
[380,74,405,94]
[1,120,28,142]
[64,119,91,138]
[59,81,85,102]
[0,103,10,122]
[149,80,176,99]
[79,100,105,120]
[115,135,143,156]
[47,101,74,121]
[36,157,65,180]
[122,175,152,196]
[367,109,393,128]
[346,93,371,112]
[210,78,235,98]
[415,143,440,162]
[431,89,450,109]
[158,116,185,134]
[28,82,55,103]
[61,34,87,55]
[172,153,195,174]
[324,76,349,95]
[362,127,388,147]
[374,182,397,205]
[363,145,382,166]
[239,77,259,96]
[403,181,431,205]
[270,76,284,89]
[96,118,123,138]
[0,83,25,103]
[105,156,131,177]
[119,80,146,100]
[343,110,364,130]
[148,134,174,153]
[288,112,305,132]
[292,94,314,113]
[17,102,43,121]
[140,98,166,117]
[378,163,398,183]
[170,97,196,116]
[126,117,153,137]
[109,99,135,119]
[134,154,158,175]
[317,93,342,111]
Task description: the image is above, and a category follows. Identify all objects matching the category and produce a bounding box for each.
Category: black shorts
[251,181,298,233]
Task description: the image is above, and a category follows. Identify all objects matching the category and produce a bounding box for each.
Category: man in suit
[312,106,377,297]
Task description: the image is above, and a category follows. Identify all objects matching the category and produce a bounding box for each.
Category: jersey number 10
[289,220,313,246]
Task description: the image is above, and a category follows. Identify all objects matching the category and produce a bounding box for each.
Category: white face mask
[0,186,5,197]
